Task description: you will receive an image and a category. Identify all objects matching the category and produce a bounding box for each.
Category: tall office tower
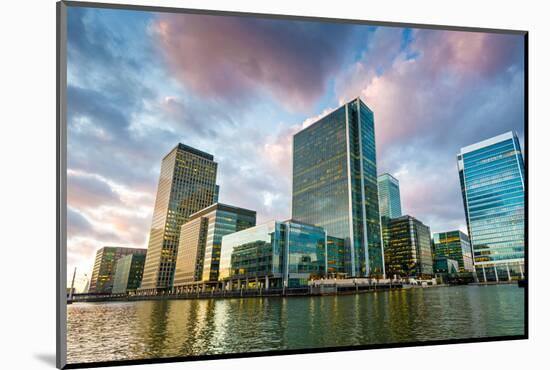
[292,97,384,277]
[377,173,402,219]
[112,253,147,294]
[432,230,474,272]
[173,203,256,288]
[139,143,218,293]
[88,246,147,293]
[457,131,525,282]
[384,215,433,278]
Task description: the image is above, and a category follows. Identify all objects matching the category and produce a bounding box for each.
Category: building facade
[433,257,459,274]
[457,131,525,282]
[112,253,147,294]
[140,143,218,293]
[219,220,327,289]
[326,236,346,276]
[378,173,402,219]
[384,215,433,278]
[432,230,474,272]
[292,98,384,278]
[88,246,147,293]
[173,203,256,288]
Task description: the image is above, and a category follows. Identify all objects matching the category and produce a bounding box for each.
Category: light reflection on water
[67,285,524,364]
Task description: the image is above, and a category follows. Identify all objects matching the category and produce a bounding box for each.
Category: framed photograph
[57,1,527,368]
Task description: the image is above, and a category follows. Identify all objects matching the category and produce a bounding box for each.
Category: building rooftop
[378,173,399,183]
[163,143,215,161]
[293,97,374,138]
[459,131,517,155]
[186,202,257,221]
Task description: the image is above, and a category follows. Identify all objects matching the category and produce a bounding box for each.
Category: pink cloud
[153,13,354,111]
[337,29,523,150]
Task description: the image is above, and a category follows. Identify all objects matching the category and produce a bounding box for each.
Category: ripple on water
[67,285,524,364]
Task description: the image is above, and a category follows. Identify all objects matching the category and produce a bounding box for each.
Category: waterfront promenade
[69,278,410,303]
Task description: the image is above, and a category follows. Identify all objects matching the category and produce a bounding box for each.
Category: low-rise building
[433,230,474,272]
[112,253,147,294]
[173,203,256,290]
[219,220,328,289]
[88,246,147,293]
[384,215,433,279]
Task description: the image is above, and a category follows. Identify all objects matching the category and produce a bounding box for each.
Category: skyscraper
[292,97,384,277]
[88,246,147,293]
[173,203,256,288]
[139,143,218,293]
[432,230,474,272]
[384,215,433,278]
[378,173,402,219]
[457,131,525,282]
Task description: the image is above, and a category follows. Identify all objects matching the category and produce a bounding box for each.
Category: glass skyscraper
[292,98,384,278]
[432,230,474,272]
[139,143,218,293]
[378,173,402,219]
[172,203,256,289]
[457,131,525,282]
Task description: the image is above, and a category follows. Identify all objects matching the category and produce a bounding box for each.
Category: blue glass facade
[457,131,525,281]
[219,220,327,288]
[378,173,402,219]
[292,98,384,278]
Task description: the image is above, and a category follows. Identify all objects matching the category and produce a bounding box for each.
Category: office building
[214,184,220,203]
[433,230,474,272]
[88,246,147,293]
[384,215,433,278]
[457,132,525,281]
[433,257,459,274]
[173,203,256,288]
[112,253,147,294]
[219,220,327,289]
[378,173,402,219]
[326,236,346,276]
[292,97,384,277]
[140,143,218,293]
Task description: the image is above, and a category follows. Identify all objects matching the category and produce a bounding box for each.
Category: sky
[66,6,525,290]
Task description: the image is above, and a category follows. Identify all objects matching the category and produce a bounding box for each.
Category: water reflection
[67,285,524,364]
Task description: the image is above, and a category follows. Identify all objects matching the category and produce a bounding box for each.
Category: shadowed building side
[384,215,433,279]
[112,253,147,294]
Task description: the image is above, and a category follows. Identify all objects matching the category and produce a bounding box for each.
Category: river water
[67,285,524,364]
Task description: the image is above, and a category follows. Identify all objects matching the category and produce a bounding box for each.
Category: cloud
[336,28,524,233]
[153,13,357,111]
[67,171,121,209]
